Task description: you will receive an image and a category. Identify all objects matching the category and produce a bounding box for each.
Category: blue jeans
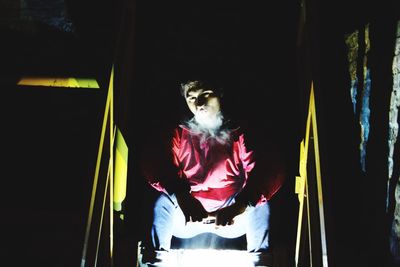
[147,193,270,252]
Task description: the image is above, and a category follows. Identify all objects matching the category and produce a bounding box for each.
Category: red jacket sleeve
[139,126,190,194]
[235,128,287,205]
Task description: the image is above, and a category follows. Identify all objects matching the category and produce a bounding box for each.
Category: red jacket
[141,123,285,212]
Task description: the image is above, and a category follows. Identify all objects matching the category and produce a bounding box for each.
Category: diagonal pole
[81,65,114,267]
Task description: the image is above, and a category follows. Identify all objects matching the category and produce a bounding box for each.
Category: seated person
[139,80,286,266]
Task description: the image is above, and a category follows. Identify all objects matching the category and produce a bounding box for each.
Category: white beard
[194,111,223,131]
[186,112,230,145]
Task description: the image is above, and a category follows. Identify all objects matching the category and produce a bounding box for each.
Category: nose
[195,94,207,107]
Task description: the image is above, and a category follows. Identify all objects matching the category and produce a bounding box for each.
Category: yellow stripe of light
[17,77,99,88]
[113,127,128,212]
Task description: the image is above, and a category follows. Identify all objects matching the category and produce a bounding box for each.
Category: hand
[214,201,247,226]
[176,191,208,223]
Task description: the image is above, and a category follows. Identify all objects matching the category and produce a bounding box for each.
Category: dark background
[1,0,400,266]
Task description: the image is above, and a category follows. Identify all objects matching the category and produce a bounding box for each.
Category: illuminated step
[137,247,272,267]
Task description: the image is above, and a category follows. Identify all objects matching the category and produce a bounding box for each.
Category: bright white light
[162,249,256,267]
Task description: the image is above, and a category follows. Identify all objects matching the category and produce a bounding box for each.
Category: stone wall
[0,0,73,32]
[389,20,400,264]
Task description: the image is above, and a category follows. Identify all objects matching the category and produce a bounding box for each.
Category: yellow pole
[81,68,112,267]
[310,84,329,267]
[109,66,115,266]
[295,82,312,266]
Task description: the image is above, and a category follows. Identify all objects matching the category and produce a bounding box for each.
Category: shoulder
[177,124,190,135]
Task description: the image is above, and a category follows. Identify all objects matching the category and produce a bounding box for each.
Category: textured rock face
[0,0,73,33]
[345,22,400,262]
[360,24,371,173]
[344,24,371,173]
[390,20,400,263]
[345,30,359,114]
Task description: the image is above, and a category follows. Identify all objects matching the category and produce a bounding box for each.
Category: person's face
[185,88,221,119]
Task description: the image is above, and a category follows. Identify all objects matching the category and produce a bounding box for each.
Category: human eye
[202,90,215,98]
[187,96,196,102]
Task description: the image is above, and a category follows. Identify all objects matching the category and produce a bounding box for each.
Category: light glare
[161,249,255,267]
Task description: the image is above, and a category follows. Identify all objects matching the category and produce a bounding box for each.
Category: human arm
[140,127,189,192]
[213,200,247,226]
[215,129,286,226]
[176,190,208,223]
[140,126,208,223]
[214,142,286,226]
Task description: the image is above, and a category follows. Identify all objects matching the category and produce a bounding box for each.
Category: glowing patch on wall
[17,77,99,88]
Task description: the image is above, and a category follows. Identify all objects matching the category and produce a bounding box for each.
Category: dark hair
[180,80,223,98]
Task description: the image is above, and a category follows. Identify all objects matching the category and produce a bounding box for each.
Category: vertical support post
[295,82,328,267]
[81,65,115,267]
[109,65,115,267]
